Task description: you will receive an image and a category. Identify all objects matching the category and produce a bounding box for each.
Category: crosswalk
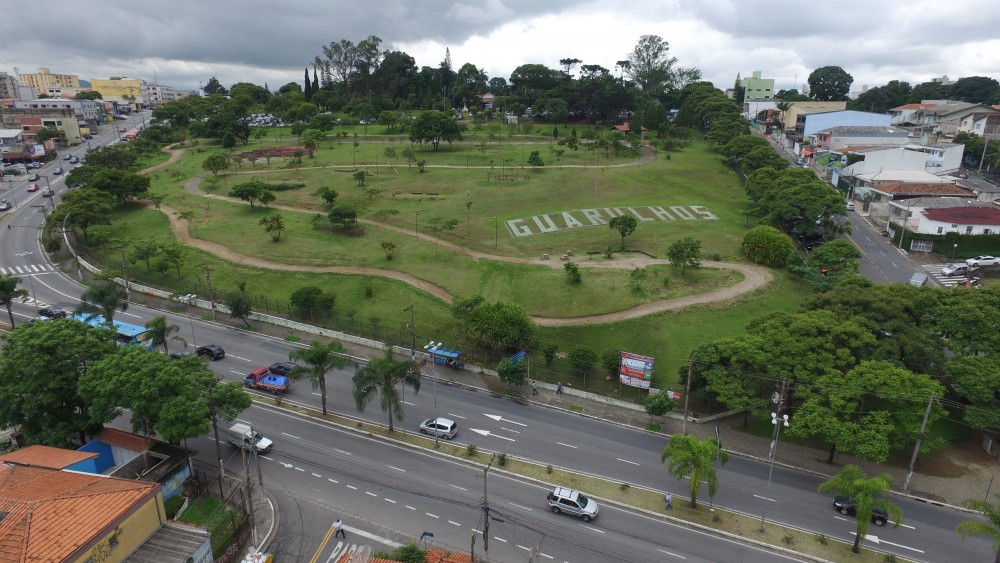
[0,263,56,276]
[922,264,977,288]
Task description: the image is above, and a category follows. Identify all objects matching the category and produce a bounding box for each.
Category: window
[985,229,993,235]
[937,227,944,234]
[108,535,119,548]
[966,226,973,234]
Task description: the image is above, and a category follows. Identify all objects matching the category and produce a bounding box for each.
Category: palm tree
[956,492,1000,563]
[660,435,728,509]
[0,274,29,327]
[144,315,184,354]
[818,464,902,554]
[352,349,420,431]
[288,340,357,415]
[75,281,128,326]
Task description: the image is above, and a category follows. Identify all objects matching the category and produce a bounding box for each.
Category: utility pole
[200,264,216,320]
[681,356,693,435]
[404,305,415,361]
[117,244,130,297]
[481,454,496,561]
[904,392,936,491]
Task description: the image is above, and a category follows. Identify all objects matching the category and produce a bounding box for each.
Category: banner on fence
[619,352,655,389]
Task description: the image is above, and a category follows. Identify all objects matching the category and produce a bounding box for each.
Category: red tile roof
[0,446,96,470]
[875,182,970,196]
[100,427,155,451]
[0,464,158,562]
[891,103,937,111]
[923,206,1000,225]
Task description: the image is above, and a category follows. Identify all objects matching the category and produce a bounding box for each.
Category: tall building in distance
[16,67,81,92]
[0,71,17,98]
[740,71,775,101]
[90,76,146,107]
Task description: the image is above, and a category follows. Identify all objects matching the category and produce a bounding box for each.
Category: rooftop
[891,103,938,111]
[816,126,910,136]
[0,446,96,470]
[855,170,954,184]
[889,197,989,209]
[874,183,972,196]
[923,206,1000,225]
[124,521,211,563]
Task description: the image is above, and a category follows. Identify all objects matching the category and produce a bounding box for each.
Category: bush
[497,452,507,467]
[164,495,184,519]
[741,225,795,268]
[465,443,477,456]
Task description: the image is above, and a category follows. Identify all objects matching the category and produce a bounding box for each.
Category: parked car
[28,173,40,181]
[942,263,973,277]
[53,167,63,175]
[27,162,40,169]
[547,487,599,522]
[846,202,855,211]
[119,127,127,132]
[196,344,226,360]
[41,188,55,198]
[267,362,300,376]
[26,183,39,192]
[38,307,67,318]
[0,200,11,211]
[832,497,888,526]
[794,157,805,166]
[418,417,458,440]
[966,255,999,267]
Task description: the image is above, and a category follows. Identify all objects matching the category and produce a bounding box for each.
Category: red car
[26,183,39,192]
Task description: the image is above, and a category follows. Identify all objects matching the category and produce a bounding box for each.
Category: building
[889,103,937,126]
[961,113,1000,139]
[909,102,998,139]
[813,126,911,151]
[1,107,85,147]
[91,77,146,108]
[775,101,848,144]
[16,67,81,92]
[740,71,774,101]
[12,98,102,125]
[0,72,17,99]
[919,205,1000,236]
[142,82,183,106]
[834,142,964,183]
[795,110,891,144]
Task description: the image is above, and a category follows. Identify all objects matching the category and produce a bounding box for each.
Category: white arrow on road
[469,428,516,441]
[851,533,924,554]
[485,414,527,426]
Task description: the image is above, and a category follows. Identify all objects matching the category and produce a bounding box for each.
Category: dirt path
[156,149,774,326]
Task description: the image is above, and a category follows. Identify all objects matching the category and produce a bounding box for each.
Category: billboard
[619,352,655,389]
[29,144,46,156]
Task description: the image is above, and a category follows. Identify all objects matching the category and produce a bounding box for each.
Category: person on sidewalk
[532,381,538,396]
[665,493,672,510]
[334,518,346,539]
[556,382,563,395]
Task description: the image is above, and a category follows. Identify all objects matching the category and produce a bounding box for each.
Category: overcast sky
[3,0,998,97]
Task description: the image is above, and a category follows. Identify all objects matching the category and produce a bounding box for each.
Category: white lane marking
[616,458,639,466]
[539,554,553,560]
[366,491,378,497]
[343,527,403,549]
[447,413,466,419]
[260,456,274,461]
[405,505,416,511]
[556,442,578,449]
[449,484,467,492]
[426,513,439,519]
[580,525,604,533]
[386,465,405,473]
[517,545,531,551]
[509,503,533,511]
[658,548,686,559]
[312,392,321,396]
[282,432,300,439]
[753,494,777,502]
[280,462,293,468]
[230,370,245,375]
[493,537,508,543]
[294,467,305,472]
[347,485,357,490]
[230,355,252,362]
[403,401,415,406]
[334,449,351,455]
[328,478,338,484]
[500,427,521,434]
[485,414,526,426]
[469,428,515,441]
[874,539,923,553]
[385,499,396,504]
[448,520,461,526]
[311,473,321,478]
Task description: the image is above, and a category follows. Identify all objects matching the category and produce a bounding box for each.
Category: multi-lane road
[1,128,994,561]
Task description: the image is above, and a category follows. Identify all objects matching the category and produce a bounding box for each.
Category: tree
[131,237,160,272]
[949,76,1000,104]
[495,357,527,390]
[660,435,729,508]
[289,286,335,319]
[409,110,463,149]
[158,242,187,277]
[88,169,150,204]
[689,336,770,428]
[380,241,397,260]
[225,281,254,328]
[202,153,231,177]
[956,492,1000,563]
[526,150,544,167]
[0,318,117,445]
[645,391,675,423]
[818,465,902,554]
[289,340,357,416]
[328,202,359,230]
[463,301,536,350]
[352,170,367,186]
[48,188,113,241]
[741,226,794,268]
[76,281,128,326]
[568,346,598,374]
[626,34,686,93]
[259,213,285,241]
[666,237,702,273]
[352,349,420,431]
[609,215,638,250]
[229,180,268,209]
[202,76,228,96]
[0,274,28,328]
[946,355,1000,430]
[314,186,338,206]
[144,315,182,354]
[807,66,853,101]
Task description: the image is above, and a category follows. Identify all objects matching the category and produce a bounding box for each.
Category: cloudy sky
[3,0,998,96]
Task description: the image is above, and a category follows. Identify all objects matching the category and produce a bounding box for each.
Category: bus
[69,313,154,349]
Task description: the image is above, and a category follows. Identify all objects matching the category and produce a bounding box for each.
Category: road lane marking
[341,527,403,549]
[282,432,301,439]
[517,545,530,551]
[347,485,357,490]
[539,554,553,560]
[230,355,251,362]
[405,505,416,510]
[449,484,467,491]
[753,494,776,502]
[485,414,527,426]
[385,499,396,504]
[295,467,305,472]
[311,473,322,478]
[469,428,515,441]
[386,465,405,472]
[658,548,686,559]
[366,491,378,497]
[449,520,461,526]
[500,427,521,433]
[616,458,639,465]
[493,537,508,543]
[334,449,352,455]
[328,478,338,484]
[261,456,273,461]
[447,413,466,419]
[508,503,533,511]
[580,526,604,533]
[426,513,439,518]
[403,401,415,406]
[556,442,577,449]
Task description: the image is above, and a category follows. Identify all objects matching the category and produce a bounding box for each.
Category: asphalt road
[844,209,921,284]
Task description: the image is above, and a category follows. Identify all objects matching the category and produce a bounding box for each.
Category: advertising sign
[29,144,46,156]
[619,352,655,389]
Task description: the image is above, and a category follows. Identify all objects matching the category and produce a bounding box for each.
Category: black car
[196,344,226,360]
[267,362,300,376]
[833,497,888,526]
[38,307,68,318]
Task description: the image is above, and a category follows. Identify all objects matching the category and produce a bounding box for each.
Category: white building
[11,98,102,125]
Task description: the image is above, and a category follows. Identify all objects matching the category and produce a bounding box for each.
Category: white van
[227,423,273,453]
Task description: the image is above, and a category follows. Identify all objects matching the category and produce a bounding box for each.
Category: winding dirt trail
[147,146,773,326]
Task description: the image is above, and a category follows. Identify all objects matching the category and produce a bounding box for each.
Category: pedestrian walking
[556,382,563,395]
[334,518,346,539]
[665,493,672,510]
[532,381,538,396]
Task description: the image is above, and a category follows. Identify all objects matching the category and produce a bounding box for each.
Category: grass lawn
[176,496,247,557]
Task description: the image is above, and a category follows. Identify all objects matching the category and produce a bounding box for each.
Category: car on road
[69,156,79,164]
[27,162,40,169]
[119,127,127,132]
[196,344,226,360]
[53,167,62,175]
[942,263,973,277]
[794,157,805,166]
[26,183,39,192]
[0,200,10,211]
[547,487,599,522]
[846,202,855,211]
[41,188,55,198]
[62,154,72,161]
[38,307,68,318]
[267,362,300,376]
[832,497,888,526]
[966,255,999,267]
[27,173,40,181]
[418,417,458,440]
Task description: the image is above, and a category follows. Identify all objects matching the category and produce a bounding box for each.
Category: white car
[966,255,999,267]
[418,417,458,439]
[942,263,973,277]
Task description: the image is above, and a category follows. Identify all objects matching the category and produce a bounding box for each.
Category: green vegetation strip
[264,397,909,562]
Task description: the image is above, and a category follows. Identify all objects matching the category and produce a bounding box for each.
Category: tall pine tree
[304,67,312,100]
[312,66,320,96]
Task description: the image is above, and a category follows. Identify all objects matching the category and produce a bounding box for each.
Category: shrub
[466,443,477,456]
[497,452,507,467]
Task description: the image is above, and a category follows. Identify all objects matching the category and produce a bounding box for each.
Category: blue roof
[70,313,148,336]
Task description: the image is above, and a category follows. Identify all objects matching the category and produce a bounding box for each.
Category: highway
[1,123,994,561]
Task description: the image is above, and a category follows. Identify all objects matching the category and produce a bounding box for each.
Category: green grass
[176,496,247,557]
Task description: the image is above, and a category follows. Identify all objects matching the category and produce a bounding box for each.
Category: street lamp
[492,216,498,247]
[181,294,198,349]
[759,412,789,532]
[423,340,442,449]
[952,243,958,259]
[414,211,420,238]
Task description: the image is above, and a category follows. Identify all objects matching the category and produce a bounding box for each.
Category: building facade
[12,98,102,124]
[814,126,912,151]
[91,77,146,107]
[17,67,81,91]
[740,71,774,101]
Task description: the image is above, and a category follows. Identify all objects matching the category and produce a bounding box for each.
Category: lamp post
[181,294,198,349]
[414,211,420,238]
[492,216,498,247]
[952,243,958,259]
[759,412,789,532]
[423,340,442,449]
